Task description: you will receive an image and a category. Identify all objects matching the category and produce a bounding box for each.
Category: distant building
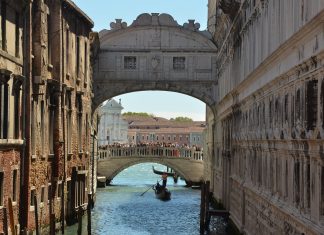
[98,99,129,146]
[125,115,205,147]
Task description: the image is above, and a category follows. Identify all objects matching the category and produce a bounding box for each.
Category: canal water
[64,163,227,235]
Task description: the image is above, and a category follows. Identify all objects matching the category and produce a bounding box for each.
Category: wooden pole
[204,181,210,230]
[200,181,206,234]
[8,198,16,235]
[3,207,8,235]
[34,195,39,235]
[77,206,83,235]
[87,194,92,235]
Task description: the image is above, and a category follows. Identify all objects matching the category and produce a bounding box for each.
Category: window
[0,74,9,139]
[30,188,36,206]
[13,77,22,139]
[47,12,51,64]
[284,94,289,122]
[0,172,3,206]
[84,41,88,81]
[48,184,52,202]
[49,92,55,154]
[76,94,82,152]
[1,0,6,51]
[124,56,136,69]
[76,36,80,76]
[66,28,69,73]
[12,169,17,202]
[41,100,45,154]
[173,57,185,70]
[66,91,72,153]
[40,186,45,203]
[15,12,19,57]
[57,182,62,199]
[294,161,300,205]
[296,89,301,121]
[306,80,318,130]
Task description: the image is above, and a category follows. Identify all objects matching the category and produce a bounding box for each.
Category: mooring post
[8,198,16,235]
[87,194,92,235]
[77,206,83,235]
[200,181,206,234]
[34,195,39,235]
[205,181,210,230]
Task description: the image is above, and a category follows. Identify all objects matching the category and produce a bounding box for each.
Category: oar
[140,179,162,196]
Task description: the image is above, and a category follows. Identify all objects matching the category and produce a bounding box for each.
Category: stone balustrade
[98,146,203,161]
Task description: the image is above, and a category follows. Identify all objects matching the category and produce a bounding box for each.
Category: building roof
[101,99,123,110]
[128,126,205,134]
[63,0,94,28]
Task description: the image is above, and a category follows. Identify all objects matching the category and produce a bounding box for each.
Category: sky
[73,0,208,121]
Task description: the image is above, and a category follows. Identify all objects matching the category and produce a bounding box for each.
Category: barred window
[124,56,136,69]
[173,57,185,70]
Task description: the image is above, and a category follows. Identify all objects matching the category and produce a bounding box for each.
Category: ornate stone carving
[151,56,160,70]
[110,19,127,31]
[130,13,179,27]
[183,20,200,31]
[219,0,241,20]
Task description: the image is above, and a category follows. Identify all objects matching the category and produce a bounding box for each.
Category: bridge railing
[98,146,203,161]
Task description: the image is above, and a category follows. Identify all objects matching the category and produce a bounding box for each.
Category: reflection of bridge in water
[97,146,204,185]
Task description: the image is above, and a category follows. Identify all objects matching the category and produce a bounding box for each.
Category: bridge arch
[92,13,218,111]
[97,146,204,184]
[108,160,188,182]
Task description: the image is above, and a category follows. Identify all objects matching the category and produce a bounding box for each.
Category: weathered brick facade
[13,0,96,233]
[0,0,24,233]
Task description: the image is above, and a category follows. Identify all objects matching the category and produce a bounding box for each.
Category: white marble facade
[98,99,128,146]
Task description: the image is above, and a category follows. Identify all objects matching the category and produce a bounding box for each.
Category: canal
[64,163,227,235]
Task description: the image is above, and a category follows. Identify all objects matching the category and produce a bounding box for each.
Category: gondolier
[162,172,168,188]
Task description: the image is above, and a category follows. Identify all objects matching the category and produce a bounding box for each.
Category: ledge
[0,139,24,147]
[0,49,23,66]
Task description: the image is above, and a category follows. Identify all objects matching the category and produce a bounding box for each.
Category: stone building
[98,99,129,146]
[0,0,25,234]
[17,0,95,233]
[126,116,205,147]
[205,0,324,234]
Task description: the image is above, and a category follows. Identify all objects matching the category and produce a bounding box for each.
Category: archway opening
[112,162,186,186]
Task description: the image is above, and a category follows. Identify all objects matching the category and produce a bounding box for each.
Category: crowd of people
[99,142,203,151]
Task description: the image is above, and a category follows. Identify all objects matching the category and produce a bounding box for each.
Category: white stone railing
[98,146,203,161]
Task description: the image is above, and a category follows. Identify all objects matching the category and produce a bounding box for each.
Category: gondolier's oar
[140,179,162,196]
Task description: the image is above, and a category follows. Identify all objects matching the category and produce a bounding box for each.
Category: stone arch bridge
[97,146,204,185]
[92,13,218,110]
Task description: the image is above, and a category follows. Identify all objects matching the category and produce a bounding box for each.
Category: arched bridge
[92,13,218,109]
[97,146,204,185]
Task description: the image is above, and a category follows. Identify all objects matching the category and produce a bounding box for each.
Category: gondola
[152,182,171,201]
[152,166,174,176]
[152,166,179,183]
